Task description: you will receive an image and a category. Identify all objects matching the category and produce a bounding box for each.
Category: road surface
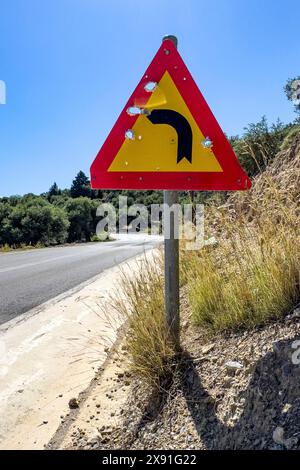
[0,235,160,325]
[0,250,157,449]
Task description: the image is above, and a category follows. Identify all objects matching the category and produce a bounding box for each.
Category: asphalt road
[0,235,160,325]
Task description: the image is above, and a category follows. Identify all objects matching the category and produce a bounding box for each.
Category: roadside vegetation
[184,182,299,331]
[0,170,166,250]
[111,255,175,387]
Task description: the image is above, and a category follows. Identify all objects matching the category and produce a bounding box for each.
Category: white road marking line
[0,243,149,274]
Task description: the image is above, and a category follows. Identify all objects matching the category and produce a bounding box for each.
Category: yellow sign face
[108,71,223,173]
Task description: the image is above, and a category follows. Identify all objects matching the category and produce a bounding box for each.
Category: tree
[70,171,91,198]
[0,202,13,246]
[64,197,95,242]
[48,182,60,198]
[284,76,300,114]
[0,198,69,246]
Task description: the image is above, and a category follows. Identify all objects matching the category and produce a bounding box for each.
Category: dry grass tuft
[183,207,299,331]
[111,253,175,388]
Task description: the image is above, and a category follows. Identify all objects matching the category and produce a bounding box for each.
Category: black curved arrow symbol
[147,109,193,164]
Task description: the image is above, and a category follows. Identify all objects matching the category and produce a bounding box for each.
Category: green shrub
[0,197,69,247]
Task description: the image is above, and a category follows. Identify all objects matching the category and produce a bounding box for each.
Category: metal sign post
[164,188,180,350]
[163,35,180,350]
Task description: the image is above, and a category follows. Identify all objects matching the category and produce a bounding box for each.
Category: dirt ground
[55,294,300,450]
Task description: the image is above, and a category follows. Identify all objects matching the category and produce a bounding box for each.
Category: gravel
[86,306,300,450]
[66,300,300,450]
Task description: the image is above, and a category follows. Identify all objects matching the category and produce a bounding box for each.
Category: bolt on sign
[90,39,251,191]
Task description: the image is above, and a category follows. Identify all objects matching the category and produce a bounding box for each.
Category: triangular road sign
[90,38,252,191]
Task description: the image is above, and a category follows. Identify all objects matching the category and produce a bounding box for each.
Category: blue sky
[0,0,299,196]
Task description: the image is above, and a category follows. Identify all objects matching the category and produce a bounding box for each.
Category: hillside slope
[56,131,300,451]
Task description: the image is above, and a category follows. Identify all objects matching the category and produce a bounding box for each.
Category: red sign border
[90,39,252,191]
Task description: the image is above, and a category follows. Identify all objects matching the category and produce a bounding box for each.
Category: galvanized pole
[163,35,180,350]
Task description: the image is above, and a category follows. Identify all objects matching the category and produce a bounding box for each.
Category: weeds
[0,242,45,253]
[111,253,175,388]
[183,205,299,331]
